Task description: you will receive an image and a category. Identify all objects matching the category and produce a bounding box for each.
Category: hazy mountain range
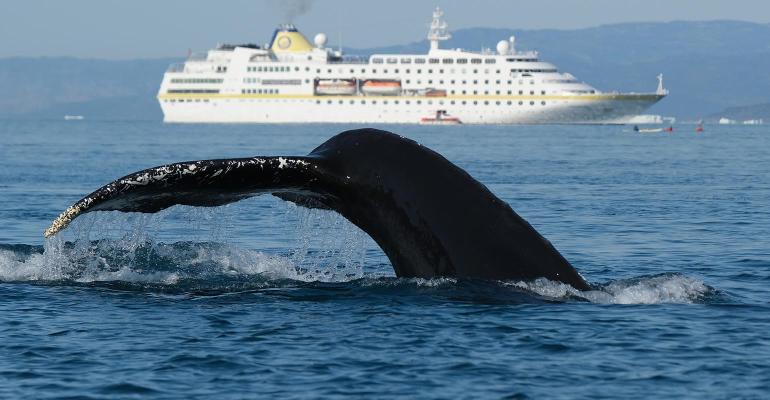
[1,20,769,121]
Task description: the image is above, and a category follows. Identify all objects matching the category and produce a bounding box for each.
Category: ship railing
[166,63,186,73]
[187,51,209,61]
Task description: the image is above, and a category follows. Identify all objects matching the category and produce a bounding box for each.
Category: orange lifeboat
[361,80,401,96]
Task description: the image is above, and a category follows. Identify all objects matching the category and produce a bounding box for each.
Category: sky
[1,0,768,59]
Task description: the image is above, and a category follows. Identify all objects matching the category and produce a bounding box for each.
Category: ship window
[327,69,332,73]
[361,69,366,73]
[450,80,455,84]
[485,59,496,64]
[316,100,320,104]
[530,91,535,95]
[442,59,453,64]
[462,101,466,105]
[406,80,410,84]
[507,90,511,95]
[473,101,478,105]
[428,100,433,105]
[394,100,399,104]
[485,80,489,84]
[495,101,500,105]
[361,100,366,104]
[414,58,426,64]
[519,90,523,95]
[428,69,433,73]
[429,58,439,64]
[339,100,343,104]
[439,69,444,73]
[462,90,466,94]
[349,100,354,104]
[450,100,455,105]
[372,58,383,64]
[428,80,433,84]
[496,80,500,84]
[416,100,421,104]
[395,69,399,73]
[372,69,377,73]
[295,67,299,71]
[471,58,482,64]
[416,69,421,74]
[484,91,488,94]
[384,69,389,73]
[541,90,546,95]
[305,67,310,71]
[530,101,535,105]
[519,101,523,105]
[387,58,397,64]
[496,90,500,94]
[507,80,512,84]
[405,69,411,74]
[457,59,467,64]
[473,70,478,74]
[542,101,546,105]
[350,69,354,73]
[405,100,410,104]
[417,80,422,84]
[473,90,477,94]
[383,100,388,104]
[372,100,377,104]
[507,101,512,105]
[462,80,466,84]
[327,100,332,104]
[400,58,411,64]
[439,80,444,84]
[496,70,501,74]
[316,69,321,73]
[450,90,455,94]
[473,80,477,84]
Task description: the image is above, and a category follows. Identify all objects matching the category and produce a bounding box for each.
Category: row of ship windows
[315,99,548,106]
[370,57,539,65]
[163,98,549,106]
[246,65,556,75]
[241,89,280,94]
[372,57,497,65]
[170,78,224,84]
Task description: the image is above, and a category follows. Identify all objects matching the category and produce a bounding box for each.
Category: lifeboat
[315,79,356,95]
[361,80,401,96]
[420,110,462,125]
[424,89,447,97]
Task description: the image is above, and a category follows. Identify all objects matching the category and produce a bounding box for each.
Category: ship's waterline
[158,7,666,124]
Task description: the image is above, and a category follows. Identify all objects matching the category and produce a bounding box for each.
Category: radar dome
[496,40,510,55]
[314,33,328,48]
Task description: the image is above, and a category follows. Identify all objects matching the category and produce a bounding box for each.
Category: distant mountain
[708,102,770,121]
[1,21,769,120]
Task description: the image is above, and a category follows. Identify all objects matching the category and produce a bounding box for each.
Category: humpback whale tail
[45,129,590,291]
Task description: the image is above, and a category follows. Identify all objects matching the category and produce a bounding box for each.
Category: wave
[0,239,718,304]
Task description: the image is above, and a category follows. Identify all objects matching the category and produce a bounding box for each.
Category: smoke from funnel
[281,0,314,22]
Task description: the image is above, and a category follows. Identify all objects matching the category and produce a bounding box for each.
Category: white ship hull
[159,94,663,124]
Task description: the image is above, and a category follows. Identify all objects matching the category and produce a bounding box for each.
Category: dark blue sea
[1,120,769,398]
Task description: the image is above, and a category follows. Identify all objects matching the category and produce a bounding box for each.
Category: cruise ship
[158,8,667,124]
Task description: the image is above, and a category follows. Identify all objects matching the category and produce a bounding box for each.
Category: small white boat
[420,110,461,125]
[64,115,85,120]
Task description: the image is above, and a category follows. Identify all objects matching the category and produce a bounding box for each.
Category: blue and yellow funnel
[269,24,314,53]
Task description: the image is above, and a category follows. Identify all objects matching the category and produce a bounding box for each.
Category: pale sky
[2,0,768,59]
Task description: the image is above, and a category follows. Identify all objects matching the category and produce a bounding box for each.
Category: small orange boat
[420,110,461,125]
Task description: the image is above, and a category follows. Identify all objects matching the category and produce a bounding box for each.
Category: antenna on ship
[427,7,451,51]
[656,73,669,95]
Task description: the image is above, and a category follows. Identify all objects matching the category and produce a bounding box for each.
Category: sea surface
[1,120,769,399]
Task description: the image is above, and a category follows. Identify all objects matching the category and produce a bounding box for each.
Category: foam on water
[511,274,714,304]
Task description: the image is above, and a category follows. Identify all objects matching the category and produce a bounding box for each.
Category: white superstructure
[158,8,667,124]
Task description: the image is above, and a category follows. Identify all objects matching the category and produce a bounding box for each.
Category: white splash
[510,274,712,304]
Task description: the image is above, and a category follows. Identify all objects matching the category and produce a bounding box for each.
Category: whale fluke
[45,129,590,290]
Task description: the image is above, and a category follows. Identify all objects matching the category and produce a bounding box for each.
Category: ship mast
[427,7,451,51]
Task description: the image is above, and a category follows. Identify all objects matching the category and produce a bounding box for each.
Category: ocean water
[1,120,769,398]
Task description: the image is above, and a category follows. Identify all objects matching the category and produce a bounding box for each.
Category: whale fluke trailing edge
[44,129,590,290]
